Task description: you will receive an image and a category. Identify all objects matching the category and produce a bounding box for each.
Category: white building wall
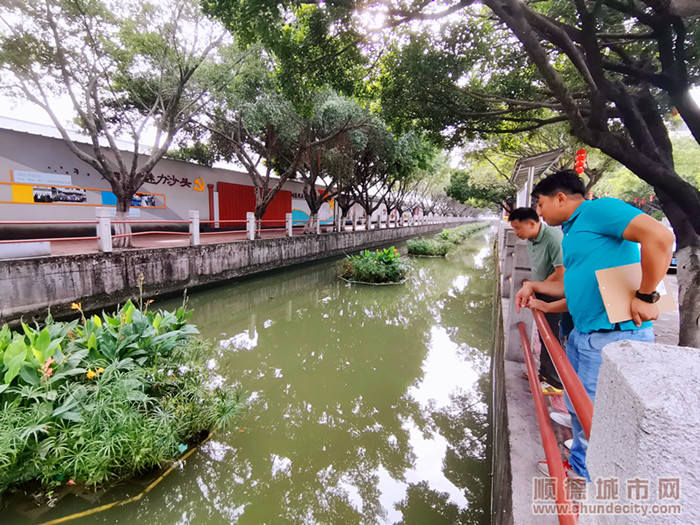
[0,126,309,226]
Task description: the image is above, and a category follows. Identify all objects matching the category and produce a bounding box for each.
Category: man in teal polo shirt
[516,170,674,482]
[509,207,564,393]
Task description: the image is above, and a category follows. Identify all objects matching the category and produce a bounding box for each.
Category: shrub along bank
[407,222,491,256]
[405,238,453,256]
[0,300,244,497]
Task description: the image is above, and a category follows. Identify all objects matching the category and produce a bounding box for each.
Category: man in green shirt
[509,207,564,393]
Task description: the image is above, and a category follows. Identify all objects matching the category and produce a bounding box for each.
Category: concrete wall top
[582,340,700,524]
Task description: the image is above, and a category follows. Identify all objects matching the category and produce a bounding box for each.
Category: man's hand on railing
[527,297,548,312]
[515,281,536,313]
[528,297,569,314]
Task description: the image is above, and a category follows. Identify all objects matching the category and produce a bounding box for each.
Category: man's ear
[556,192,567,205]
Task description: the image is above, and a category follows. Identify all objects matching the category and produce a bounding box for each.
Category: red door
[217,182,291,228]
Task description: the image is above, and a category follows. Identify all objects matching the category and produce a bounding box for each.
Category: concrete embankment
[0,221,469,324]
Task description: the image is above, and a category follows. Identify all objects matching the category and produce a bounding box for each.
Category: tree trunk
[362,205,373,230]
[676,243,700,348]
[303,213,319,235]
[658,192,700,347]
[254,206,265,240]
[113,195,133,249]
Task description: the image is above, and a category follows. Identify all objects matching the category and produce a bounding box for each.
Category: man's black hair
[531,169,586,198]
[508,207,540,223]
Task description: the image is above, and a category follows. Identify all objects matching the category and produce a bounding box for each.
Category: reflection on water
[10,231,495,525]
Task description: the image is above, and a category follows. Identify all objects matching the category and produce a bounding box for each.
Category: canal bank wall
[0,220,470,324]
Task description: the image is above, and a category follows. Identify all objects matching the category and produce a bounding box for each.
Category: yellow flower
[71,302,82,310]
[96,367,104,375]
[86,369,96,379]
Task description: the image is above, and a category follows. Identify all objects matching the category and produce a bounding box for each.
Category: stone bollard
[246,212,255,240]
[577,341,700,524]
[189,210,200,246]
[286,213,293,237]
[96,207,112,253]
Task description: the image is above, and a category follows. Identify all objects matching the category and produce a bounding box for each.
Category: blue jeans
[564,326,654,481]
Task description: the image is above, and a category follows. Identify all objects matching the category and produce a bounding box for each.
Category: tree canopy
[0,0,238,245]
[200,0,700,344]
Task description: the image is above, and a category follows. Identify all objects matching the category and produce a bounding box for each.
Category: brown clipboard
[596,263,676,323]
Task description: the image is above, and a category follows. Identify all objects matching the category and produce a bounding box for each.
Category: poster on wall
[33,185,87,203]
[102,190,163,208]
[132,193,158,207]
[13,170,72,187]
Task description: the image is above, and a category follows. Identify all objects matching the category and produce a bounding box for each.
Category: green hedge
[405,238,453,256]
[0,300,244,495]
[407,222,491,256]
[437,222,491,244]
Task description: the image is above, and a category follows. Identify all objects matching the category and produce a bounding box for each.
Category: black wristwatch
[635,290,660,303]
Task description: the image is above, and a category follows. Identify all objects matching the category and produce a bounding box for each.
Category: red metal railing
[0,215,462,254]
[532,310,593,438]
[518,321,578,525]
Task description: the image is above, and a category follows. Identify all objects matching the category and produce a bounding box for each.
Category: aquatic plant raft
[339,246,409,284]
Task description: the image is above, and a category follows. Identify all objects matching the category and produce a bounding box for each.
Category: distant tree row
[197,0,700,345]
[0,0,470,246]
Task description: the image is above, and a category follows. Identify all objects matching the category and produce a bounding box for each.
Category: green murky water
[10,230,495,525]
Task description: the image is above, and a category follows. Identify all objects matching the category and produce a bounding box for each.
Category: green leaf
[44,389,57,401]
[126,390,148,402]
[3,340,27,384]
[153,312,162,330]
[122,300,136,324]
[19,363,41,386]
[56,410,83,422]
[34,327,51,354]
[53,398,82,419]
[21,322,36,343]
[53,347,65,365]
[50,367,87,382]
[93,314,102,327]
[0,324,11,350]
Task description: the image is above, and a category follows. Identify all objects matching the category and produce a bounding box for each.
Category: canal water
[11,229,495,525]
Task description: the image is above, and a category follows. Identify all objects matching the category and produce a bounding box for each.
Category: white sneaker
[564,439,573,450]
[550,411,573,428]
[537,459,586,482]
